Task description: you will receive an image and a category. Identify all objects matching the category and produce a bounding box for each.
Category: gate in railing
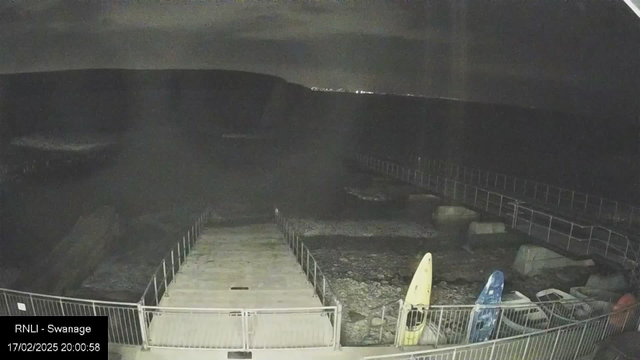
[136,207,342,350]
[141,305,340,350]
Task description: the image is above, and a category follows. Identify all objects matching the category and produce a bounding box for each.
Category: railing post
[624,241,630,268]
[136,302,150,350]
[587,227,593,254]
[321,275,328,306]
[549,330,561,360]
[306,251,310,279]
[485,191,490,211]
[153,275,159,306]
[30,294,36,315]
[59,298,65,315]
[568,223,574,250]
[313,261,317,295]
[434,308,444,348]
[182,236,186,260]
[334,302,343,350]
[486,341,497,360]
[466,304,478,343]
[377,305,386,343]
[557,188,562,206]
[242,310,249,351]
[545,185,549,203]
[547,216,552,242]
[187,231,191,254]
[585,194,589,211]
[463,184,467,204]
[600,316,611,340]
[162,259,168,297]
[498,196,503,217]
[395,303,407,347]
[598,198,603,218]
[529,211,534,235]
[605,230,612,258]
[520,336,531,360]
[573,322,588,360]
[92,301,97,316]
[474,188,478,206]
[512,202,519,228]
[622,308,630,331]
[171,250,175,280]
[494,308,504,339]
[177,242,181,267]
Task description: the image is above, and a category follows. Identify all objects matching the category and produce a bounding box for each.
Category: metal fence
[395,297,620,348]
[0,287,144,346]
[409,157,640,232]
[362,302,640,360]
[140,208,211,307]
[142,305,339,350]
[362,299,406,346]
[354,154,640,275]
[274,208,343,348]
[1,206,342,351]
[136,207,342,350]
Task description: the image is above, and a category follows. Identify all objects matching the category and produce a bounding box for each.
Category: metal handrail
[362,302,640,360]
[140,207,211,306]
[0,287,137,306]
[355,154,640,275]
[274,207,343,349]
[410,156,640,231]
[274,208,342,308]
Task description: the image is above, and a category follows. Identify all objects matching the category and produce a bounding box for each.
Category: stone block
[433,206,478,224]
[513,245,595,276]
[585,273,628,292]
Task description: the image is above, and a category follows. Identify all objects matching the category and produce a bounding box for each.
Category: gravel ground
[286,218,437,238]
[303,227,599,345]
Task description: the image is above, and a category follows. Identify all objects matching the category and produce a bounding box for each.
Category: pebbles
[285,218,437,238]
[332,278,406,346]
[81,262,156,293]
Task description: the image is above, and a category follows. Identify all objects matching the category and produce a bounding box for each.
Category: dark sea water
[0,69,637,294]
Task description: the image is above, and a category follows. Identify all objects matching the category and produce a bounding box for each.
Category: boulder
[585,273,629,293]
[432,206,478,224]
[468,222,506,235]
[513,245,595,276]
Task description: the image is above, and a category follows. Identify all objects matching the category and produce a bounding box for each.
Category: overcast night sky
[0,1,638,121]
